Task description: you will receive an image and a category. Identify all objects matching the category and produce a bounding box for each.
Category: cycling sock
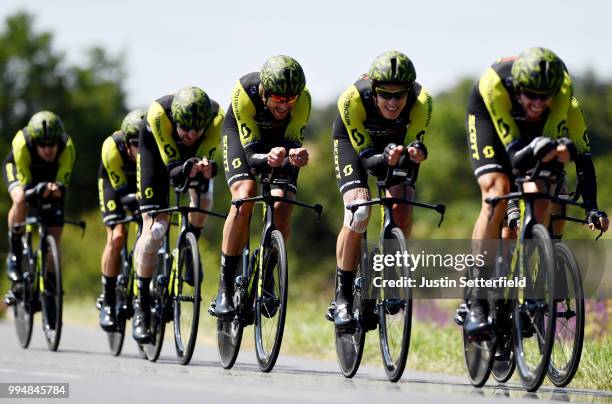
[335,267,355,306]
[102,275,117,304]
[136,276,151,310]
[190,225,203,241]
[220,253,239,294]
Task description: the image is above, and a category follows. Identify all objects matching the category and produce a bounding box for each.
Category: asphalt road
[0,320,610,404]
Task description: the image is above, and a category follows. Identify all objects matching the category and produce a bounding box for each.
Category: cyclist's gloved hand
[531,137,557,162]
[406,141,428,163]
[383,143,403,166]
[556,137,578,162]
[586,209,609,232]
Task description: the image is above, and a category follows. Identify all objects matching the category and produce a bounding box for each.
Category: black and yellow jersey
[145,94,224,170]
[475,57,589,154]
[230,72,311,152]
[337,76,433,158]
[471,57,598,209]
[5,128,75,188]
[100,131,136,191]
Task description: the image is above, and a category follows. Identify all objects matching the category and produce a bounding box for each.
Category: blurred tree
[0,12,128,212]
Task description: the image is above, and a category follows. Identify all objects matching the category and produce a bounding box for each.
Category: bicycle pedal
[208,299,217,316]
[325,303,335,322]
[454,303,468,326]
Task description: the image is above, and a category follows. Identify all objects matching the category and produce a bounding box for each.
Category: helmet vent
[283,68,291,93]
[42,120,48,135]
[390,57,398,79]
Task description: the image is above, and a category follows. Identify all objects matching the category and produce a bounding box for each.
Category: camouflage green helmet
[121,109,146,140]
[171,86,211,131]
[260,55,306,97]
[368,51,416,86]
[27,111,64,144]
[511,47,565,95]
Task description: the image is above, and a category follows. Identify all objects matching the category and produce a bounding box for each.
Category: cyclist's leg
[271,186,295,241]
[387,184,415,237]
[4,157,26,281]
[333,122,370,328]
[213,119,256,317]
[464,89,512,336]
[522,180,553,227]
[132,123,169,342]
[550,179,568,239]
[187,178,214,238]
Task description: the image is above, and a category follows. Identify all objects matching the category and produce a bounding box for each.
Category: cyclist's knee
[10,187,26,206]
[343,188,371,234]
[109,227,127,252]
[230,180,256,200]
[136,216,167,267]
[478,173,509,219]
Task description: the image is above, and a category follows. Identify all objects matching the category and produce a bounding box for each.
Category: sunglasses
[128,139,139,147]
[177,124,204,134]
[37,142,57,149]
[375,87,410,100]
[267,93,299,104]
[521,90,553,101]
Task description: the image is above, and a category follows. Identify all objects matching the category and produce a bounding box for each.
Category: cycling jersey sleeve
[101,136,128,190]
[147,100,181,167]
[196,106,225,159]
[11,130,32,186]
[478,67,521,147]
[565,96,597,210]
[404,86,433,145]
[55,135,75,187]
[232,80,262,148]
[337,85,374,157]
[283,87,311,147]
[542,71,573,139]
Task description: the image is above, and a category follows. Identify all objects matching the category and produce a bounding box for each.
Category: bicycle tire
[173,232,201,365]
[216,250,246,369]
[254,230,287,372]
[107,248,131,357]
[13,235,34,349]
[378,227,412,382]
[143,249,168,362]
[547,242,584,387]
[334,254,366,378]
[41,235,62,352]
[512,223,555,392]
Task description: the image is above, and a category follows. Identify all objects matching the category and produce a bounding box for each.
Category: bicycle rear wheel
[217,251,247,369]
[378,227,411,382]
[547,242,584,387]
[254,230,287,372]
[107,252,131,357]
[173,232,201,365]
[513,224,555,392]
[143,252,168,362]
[40,235,62,352]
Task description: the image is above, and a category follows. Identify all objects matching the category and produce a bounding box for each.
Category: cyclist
[97,109,145,331]
[331,51,433,329]
[463,47,608,338]
[211,55,311,319]
[3,111,75,323]
[132,87,224,343]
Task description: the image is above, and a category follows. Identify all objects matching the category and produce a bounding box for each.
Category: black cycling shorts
[2,155,20,192]
[137,127,170,211]
[98,164,134,225]
[466,84,512,179]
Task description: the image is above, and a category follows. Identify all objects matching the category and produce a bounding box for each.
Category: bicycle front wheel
[40,235,62,352]
[513,224,556,392]
[13,237,34,349]
[378,227,411,382]
[217,250,246,369]
[547,242,584,387]
[173,232,201,365]
[254,230,288,372]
